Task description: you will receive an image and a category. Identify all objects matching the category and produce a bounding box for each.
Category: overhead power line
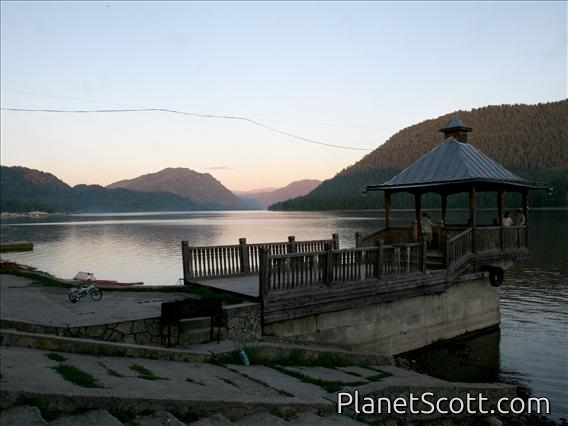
[0,106,375,151]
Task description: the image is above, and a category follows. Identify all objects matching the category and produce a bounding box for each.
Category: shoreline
[0,271,562,425]
[1,206,567,218]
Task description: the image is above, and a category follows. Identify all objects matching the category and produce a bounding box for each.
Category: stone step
[178,326,227,345]
[134,410,187,426]
[192,411,366,425]
[177,316,226,344]
[179,327,226,345]
[180,316,212,330]
[0,405,48,426]
[49,409,123,426]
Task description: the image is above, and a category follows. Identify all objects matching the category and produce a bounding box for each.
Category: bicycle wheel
[90,289,103,301]
[68,290,80,303]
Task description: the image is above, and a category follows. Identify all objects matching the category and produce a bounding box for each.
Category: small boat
[73,271,143,287]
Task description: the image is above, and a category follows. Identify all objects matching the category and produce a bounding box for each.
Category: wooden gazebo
[363,118,551,265]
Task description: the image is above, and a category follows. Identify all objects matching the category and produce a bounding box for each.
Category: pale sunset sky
[1,1,566,191]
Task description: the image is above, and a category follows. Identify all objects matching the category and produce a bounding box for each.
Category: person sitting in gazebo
[421,213,433,247]
[503,212,513,227]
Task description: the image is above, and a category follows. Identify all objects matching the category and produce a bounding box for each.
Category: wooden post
[522,190,529,249]
[239,238,250,273]
[355,232,362,248]
[385,191,392,228]
[469,187,477,253]
[498,189,504,251]
[421,240,427,272]
[374,238,384,279]
[181,240,192,284]
[332,233,339,249]
[402,246,410,272]
[259,248,270,299]
[441,193,448,225]
[415,192,422,236]
[287,235,297,253]
[443,235,451,269]
[412,219,419,242]
[324,242,333,285]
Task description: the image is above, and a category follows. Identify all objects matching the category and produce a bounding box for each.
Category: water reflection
[396,328,502,384]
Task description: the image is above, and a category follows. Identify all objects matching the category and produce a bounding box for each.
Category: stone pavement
[0,274,189,327]
[0,345,517,425]
[0,273,518,425]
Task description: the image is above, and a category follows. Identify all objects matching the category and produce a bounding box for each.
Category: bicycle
[68,284,103,303]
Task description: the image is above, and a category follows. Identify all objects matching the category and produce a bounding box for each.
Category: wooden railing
[260,241,426,296]
[475,227,501,252]
[182,225,529,291]
[502,226,527,250]
[382,243,424,277]
[182,244,242,280]
[444,228,473,269]
[182,234,339,281]
[359,226,417,247]
[260,251,326,293]
[443,226,527,269]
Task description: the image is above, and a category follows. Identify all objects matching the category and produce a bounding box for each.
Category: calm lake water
[1,209,567,421]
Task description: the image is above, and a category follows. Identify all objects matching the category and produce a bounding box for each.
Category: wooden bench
[160,298,224,347]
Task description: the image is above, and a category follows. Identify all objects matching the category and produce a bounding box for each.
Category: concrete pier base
[265,275,500,356]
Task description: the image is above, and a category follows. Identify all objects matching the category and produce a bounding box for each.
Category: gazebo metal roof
[439,117,472,132]
[365,137,549,193]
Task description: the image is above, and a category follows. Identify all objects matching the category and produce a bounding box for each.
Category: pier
[181,118,550,355]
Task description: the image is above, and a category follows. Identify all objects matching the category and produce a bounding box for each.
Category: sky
[1,1,566,191]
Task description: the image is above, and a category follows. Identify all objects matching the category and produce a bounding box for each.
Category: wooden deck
[182,227,529,312]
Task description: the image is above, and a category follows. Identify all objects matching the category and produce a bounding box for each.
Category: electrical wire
[0,106,375,151]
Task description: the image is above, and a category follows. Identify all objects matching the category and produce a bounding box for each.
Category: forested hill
[270,100,568,211]
[0,166,204,213]
[108,167,248,210]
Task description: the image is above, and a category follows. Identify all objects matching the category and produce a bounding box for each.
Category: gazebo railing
[444,225,528,269]
[444,228,473,268]
[502,226,527,250]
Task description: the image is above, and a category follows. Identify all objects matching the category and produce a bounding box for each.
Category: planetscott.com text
[337,391,550,416]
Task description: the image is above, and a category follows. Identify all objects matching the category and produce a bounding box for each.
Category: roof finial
[439,117,472,143]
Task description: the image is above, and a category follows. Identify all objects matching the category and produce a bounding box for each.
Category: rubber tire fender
[489,267,504,287]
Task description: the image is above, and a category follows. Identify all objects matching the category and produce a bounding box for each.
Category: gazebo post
[497,189,504,250]
[384,191,392,228]
[522,190,529,248]
[441,193,448,225]
[415,192,422,241]
[469,187,477,253]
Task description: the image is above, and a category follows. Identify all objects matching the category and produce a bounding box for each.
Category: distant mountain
[0,166,203,213]
[270,100,568,211]
[236,195,264,210]
[108,167,248,210]
[237,179,322,209]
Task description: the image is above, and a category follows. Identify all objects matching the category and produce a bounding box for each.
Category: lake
[1,209,567,421]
